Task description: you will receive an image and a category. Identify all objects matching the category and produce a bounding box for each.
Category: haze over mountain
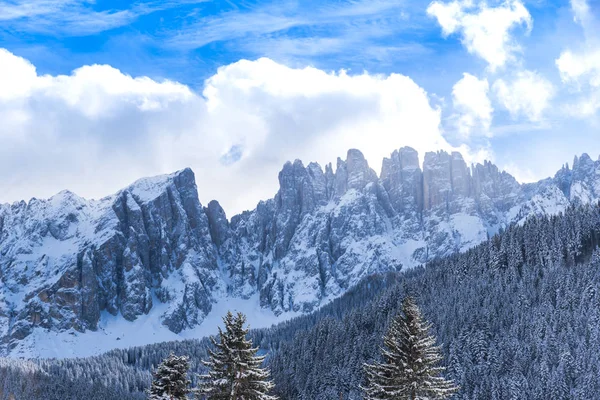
[1,146,599,357]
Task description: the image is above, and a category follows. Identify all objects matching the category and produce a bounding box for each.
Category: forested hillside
[1,203,600,399]
[270,203,600,399]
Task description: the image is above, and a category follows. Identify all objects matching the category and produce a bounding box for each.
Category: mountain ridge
[1,146,600,357]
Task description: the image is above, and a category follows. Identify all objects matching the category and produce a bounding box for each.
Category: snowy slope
[10,294,300,359]
[1,147,600,358]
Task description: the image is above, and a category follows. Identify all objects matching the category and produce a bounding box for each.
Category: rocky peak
[423,151,453,210]
[572,153,594,177]
[476,162,521,219]
[333,157,348,197]
[380,147,419,182]
[0,167,222,344]
[122,168,192,203]
[273,159,321,258]
[471,160,519,201]
[205,200,229,248]
[398,146,420,170]
[48,190,84,207]
[573,155,580,171]
[345,149,378,191]
[554,163,573,198]
[564,153,600,203]
[306,162,329,206]
[450,151,471,198]
[333,149,378,197]
[276,159,321,216]
[5,147,600,356]
[380,147,423,215]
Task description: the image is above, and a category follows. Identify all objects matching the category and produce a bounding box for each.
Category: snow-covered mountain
[1,147,599,356]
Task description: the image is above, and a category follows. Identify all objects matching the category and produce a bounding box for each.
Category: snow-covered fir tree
[363,296,458,400]
[148,353,191,399]
[197,311,277,400]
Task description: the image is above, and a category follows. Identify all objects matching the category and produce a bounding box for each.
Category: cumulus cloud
[0,49,467,215]
[556,48,600,88]
[427,0,532,70]
[451,73,493,137]
[493,70,554,121]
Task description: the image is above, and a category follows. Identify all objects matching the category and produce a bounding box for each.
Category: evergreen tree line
[148,311,277,399]
[269,203,600,399]
[0,203,599,399]
[0,273,401,399]
[147,299,455,399]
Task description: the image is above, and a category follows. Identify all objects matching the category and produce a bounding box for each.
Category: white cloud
[555,0,600,117]
[556,48,600,88]
[569,0,598,38]
[166,0,404,48]
[451,73,493,137]
[0,0,206,36]
[563,95,600,118]
[571,0,590,24]
[0,49,469,215]
[163,0,413,69]
[0,0,76,20]
[427,0,532,70]
[493,70,554,121]
[501,162,538,183]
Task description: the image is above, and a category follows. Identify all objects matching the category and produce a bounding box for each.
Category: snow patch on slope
[11,294,300,359]
[125,169,189,203]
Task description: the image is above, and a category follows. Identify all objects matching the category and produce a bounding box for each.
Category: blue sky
[0,0,599,213]
[1,0,459,85]
[0,1,563,86]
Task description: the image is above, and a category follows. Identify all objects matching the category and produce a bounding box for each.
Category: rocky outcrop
[566,154,600,203]
[380,146,422,217]
[0,168,222,348]
[1,147,600,353]
[421,151,473,211]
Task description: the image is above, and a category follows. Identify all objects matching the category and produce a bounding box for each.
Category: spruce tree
[197,311,277,400]
[148,353,191,399]
[363,296,458,400]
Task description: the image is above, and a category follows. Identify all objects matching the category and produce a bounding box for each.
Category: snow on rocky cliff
[1,148,599,357]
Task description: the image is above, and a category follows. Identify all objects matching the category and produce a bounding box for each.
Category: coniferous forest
[1,203,600,399]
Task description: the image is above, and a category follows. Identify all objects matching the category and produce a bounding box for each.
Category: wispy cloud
[0,0,428,69]
[163,1,405,48]
[167,10,304,49]
[0,0,207,36]
[162,0,425,67]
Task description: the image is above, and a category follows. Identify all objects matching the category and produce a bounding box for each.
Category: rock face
[1,147,600,353]
[381,146,422,216]
[0,168,221,348]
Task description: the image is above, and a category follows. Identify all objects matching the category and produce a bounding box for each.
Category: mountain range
[1,147,599,356]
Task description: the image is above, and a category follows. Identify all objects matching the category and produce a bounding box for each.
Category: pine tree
[363,296,458,400]
[148,353,191,399]
[197,311,277,400]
